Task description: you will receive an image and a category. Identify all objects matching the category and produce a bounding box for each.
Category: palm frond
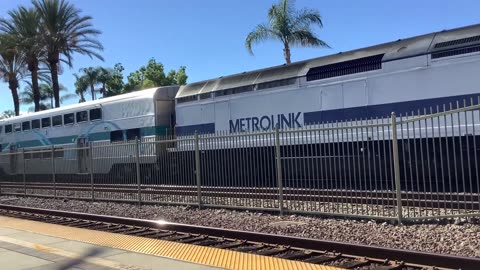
[292,8,323,30]
[60,93,75,103]
[288,29,330,48]
[245,24,278,54]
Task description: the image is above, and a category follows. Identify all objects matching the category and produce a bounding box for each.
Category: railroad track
[2,182,479,210]
[0,204,478,270]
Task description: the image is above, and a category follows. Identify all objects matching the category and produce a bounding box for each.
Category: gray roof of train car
[0,86,178,123]
[176,23,480,98]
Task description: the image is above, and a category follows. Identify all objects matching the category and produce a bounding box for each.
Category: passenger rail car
[0,87,177,182]
[1,24,480,192]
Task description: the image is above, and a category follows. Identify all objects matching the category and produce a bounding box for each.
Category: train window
[0,126,2,134]
[110,130,123,142]
[32,149,42,159]
[53,148,64,158]
[76,111,88,123]
[199,93,211,100]
[41,117,51,128]
[256,78,296,90]
[215,85,254,97]
[22,121,31,131]
[43,149,52,159]
[177,95,197,104]
[14,123,21,132]
[52,115,62,126]
[24,150,31,160]
[64,113,74,125]
[90,108,102,121]
[5,124,12,133]
[32,119,40,129]
[126,128,141,141]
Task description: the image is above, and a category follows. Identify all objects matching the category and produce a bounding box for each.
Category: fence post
[51,146,56,199]
[391,112,403,224]
[22,149,26,197]
[135,137,142,205]
[89,143,95,201]
[275,126,284,215]
[194,131,202,209]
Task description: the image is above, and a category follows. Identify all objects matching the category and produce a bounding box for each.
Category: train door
[9,144,17,174]
[77,138,89,173]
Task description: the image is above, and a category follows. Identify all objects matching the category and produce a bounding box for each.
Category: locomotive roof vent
[306,54,384,82]
[431,34,480,59]
[434,35,480,49]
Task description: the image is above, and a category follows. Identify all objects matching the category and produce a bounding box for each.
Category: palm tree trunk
[48,58,61,108]
[29,62,41,112]
[283,43,291,64]
[102,82,106,98]
[50,96,53,109]
[90,84,95,100]
[8,79,20,116]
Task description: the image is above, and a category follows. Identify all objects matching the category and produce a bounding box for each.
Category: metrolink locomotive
[1,24,480,192]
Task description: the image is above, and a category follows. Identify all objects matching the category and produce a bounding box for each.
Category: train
[1,23,480,192]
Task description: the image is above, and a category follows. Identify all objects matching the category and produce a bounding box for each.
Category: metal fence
[1,99,480,223]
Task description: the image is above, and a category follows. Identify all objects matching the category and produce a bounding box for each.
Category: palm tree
[73,73,88,103]
[42,83,75,107]
[21,82,72,111]
[0,7,45,112]
[80,66,99,100]
[96,67,112,98]
[32,0,104,108]
[0,34,27,116]
[245,0,329,64]
[0,110,15,119]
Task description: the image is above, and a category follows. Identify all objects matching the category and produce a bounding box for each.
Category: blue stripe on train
[304,93,480,124]
[176,123,215,136]
[1,125,170,152]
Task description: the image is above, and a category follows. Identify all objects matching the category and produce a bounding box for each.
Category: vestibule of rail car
[9,144,17,174]
[77,138,89,174]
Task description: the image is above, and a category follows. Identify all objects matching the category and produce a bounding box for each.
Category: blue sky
[1,0,479,112]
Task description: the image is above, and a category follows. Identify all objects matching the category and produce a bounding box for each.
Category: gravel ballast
[1,196,479,258]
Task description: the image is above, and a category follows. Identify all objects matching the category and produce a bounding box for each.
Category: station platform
[0,215,337,270]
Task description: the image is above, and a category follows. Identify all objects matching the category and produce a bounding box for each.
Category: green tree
[42,83,75,107]
[73,73,88,103]
[105,63,124,96]
[33,0,103,108]
[96,67,112,98]
[165,66,187,86]
[0,7,45,112]
[0,34,27,116]
[21,82,72,111]
[125,58,188,91]
[174,66,187,85]
[0,110,15,119]
[79,66,99,100]
[245,0,329,64]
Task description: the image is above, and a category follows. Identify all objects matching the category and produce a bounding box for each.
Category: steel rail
[0,204,478,270]
[3,183,479,210]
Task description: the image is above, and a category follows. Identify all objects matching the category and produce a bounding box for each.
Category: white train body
[175,24,480,139]
[0,87,177,175]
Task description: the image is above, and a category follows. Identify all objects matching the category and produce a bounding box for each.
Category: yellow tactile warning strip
[0,216,341,270]
[0,235,147,270]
